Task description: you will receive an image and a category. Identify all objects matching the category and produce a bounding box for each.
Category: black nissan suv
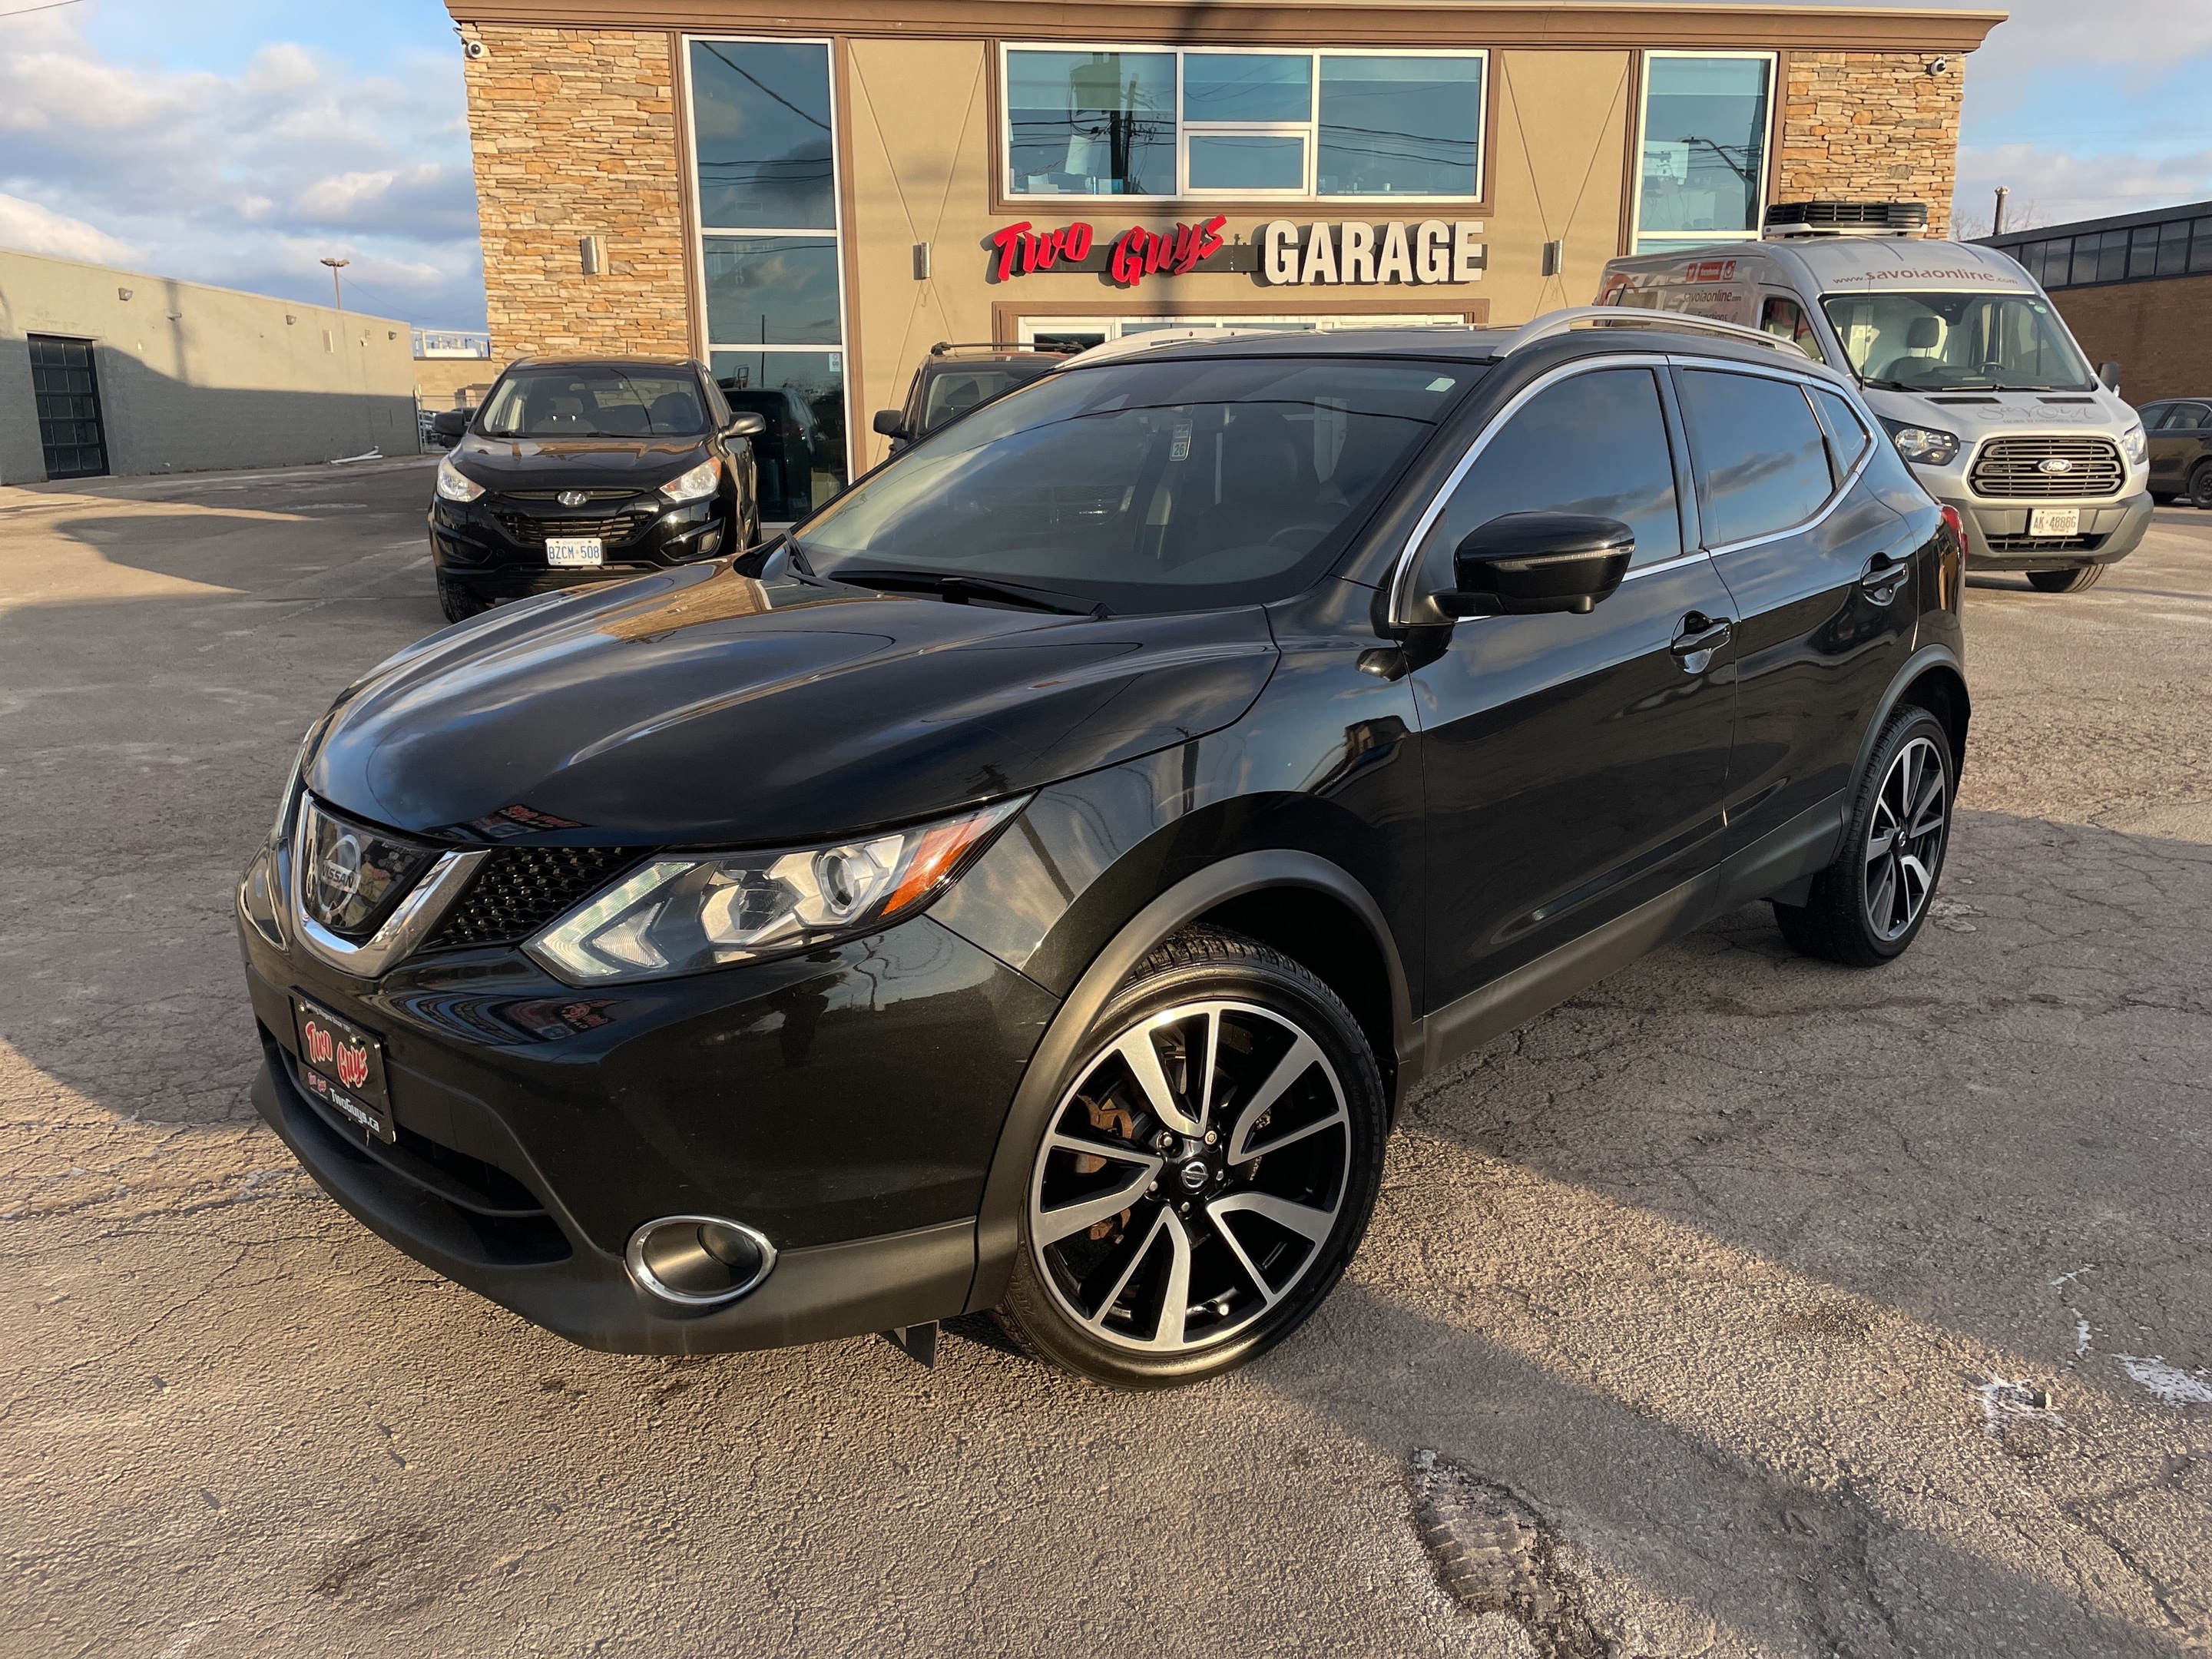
[427,356,765,621]
[241,310,1967,1389]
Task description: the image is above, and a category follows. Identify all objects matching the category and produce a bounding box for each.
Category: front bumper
[1934,489,2154,572]
[429,494,728,600]
[239,898,1058,1353]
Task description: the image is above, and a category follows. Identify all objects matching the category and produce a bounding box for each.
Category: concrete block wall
[0,250,419,483]
[461,27,693,363]
[2045,274,2212,408]
[1777,52,1965,237]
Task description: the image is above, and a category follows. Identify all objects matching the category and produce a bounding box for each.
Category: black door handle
[1671,611,1733,657]
[1860,554,1909,603]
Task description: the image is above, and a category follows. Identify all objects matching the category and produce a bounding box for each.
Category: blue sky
[1,0,2207,329]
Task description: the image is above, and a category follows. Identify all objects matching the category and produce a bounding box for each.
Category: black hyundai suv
[428,356,766,621]
[240,310,1966,1389]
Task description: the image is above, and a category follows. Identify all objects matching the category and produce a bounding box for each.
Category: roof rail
[926,339,1079,356]
[1502,306,1814,362]
[1057,326,1296,367]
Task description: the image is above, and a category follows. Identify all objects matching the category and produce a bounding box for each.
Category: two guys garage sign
[991,217,1486,290]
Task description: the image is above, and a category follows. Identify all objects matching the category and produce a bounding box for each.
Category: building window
[1632,52,1774,254]
[1003,46,1485,200]
[686,37,849,522]
[2015,214,2212,291]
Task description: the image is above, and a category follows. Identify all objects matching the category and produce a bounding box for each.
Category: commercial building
[413,328,498,412]
[446,0,2000,518]
[0,249,420,484]
[1982,199,2212,407]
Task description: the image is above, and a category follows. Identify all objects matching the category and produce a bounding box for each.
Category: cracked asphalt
[2,457,2208,1657]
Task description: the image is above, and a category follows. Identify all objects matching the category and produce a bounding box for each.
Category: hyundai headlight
[526,799,1026,984]
[660,458,721,504]
[1879,419,1961,467]
[435,453,485,502]
[2120,421,2147,466]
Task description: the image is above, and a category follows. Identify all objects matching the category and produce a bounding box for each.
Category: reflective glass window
[1183,53,1310,123]
[713,350,846,522]
[704,236,842,346]
[1008,50,1175,197]
[1317,55,1484,197]
[1637,57,1772,238]
[2193,218,2212,274]
[1678,370,1833,545]
[1416,368,1683,584]
[689,40,835,229]
[1812,387,1872,482]
[1187,134,1306,190]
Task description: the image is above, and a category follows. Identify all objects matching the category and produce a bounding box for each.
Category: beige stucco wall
[0,249,419,483]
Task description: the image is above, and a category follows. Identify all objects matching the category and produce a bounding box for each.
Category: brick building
[1982,199,2212,407]
[443,0,1999,516]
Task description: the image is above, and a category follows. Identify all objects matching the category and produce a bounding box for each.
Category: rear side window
[1415,367,1683,584]
[2161,402,2210,430]
[1812,387,1872,482]
[1678,369,1833,546]
[1760,296,1824,363]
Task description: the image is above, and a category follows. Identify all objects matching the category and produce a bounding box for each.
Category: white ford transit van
[1598,213,2151,593]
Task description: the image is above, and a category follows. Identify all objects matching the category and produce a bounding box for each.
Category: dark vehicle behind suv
[2140,397,2212,508]
[869,341,1071,453]
[428,357,765,621]
[242,310,1966,1389]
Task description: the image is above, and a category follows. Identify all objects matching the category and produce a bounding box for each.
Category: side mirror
[871,409,909,440]
[723,411,767,439]
[1439,513,1634,618]
[2099,360,2121,392]
[429,409,467,437]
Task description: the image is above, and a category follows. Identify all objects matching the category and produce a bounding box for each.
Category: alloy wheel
[1863,733,1948,941]
[1027,998,1350,1355]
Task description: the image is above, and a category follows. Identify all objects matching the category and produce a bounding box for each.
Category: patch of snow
[2116,1356,2212,1407]
[1975,1375,2064,1437]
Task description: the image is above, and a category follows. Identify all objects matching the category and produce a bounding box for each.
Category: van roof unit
[1764,201,1929,239]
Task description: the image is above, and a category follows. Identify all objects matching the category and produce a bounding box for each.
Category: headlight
[435,453,485,502]
[1879,419,1961,467]
[526,798,1027,984]
[660,458,721,504]
[2120,422,2147,466]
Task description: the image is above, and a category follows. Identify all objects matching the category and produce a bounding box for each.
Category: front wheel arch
[965,851,1411,1315]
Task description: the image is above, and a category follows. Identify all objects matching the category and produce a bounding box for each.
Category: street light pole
[320,257,350,310]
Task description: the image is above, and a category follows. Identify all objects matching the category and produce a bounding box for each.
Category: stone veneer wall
[1777,52,1965,237]
[461,27,693,363]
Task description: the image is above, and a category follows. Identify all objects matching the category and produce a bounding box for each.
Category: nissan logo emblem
[316,831,363,914]
[2038,457,2074,475]
[557,488,590,507]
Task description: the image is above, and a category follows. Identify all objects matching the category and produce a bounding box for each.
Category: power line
[0,0,86,18]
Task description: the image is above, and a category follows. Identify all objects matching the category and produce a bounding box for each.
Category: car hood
[310,563,1280,845]
[451,431,710,492]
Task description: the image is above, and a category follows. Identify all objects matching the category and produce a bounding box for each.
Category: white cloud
[0,191,137,262]
[0,15,482,326]
[1955,144,2212,236]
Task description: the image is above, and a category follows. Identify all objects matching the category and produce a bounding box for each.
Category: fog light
[624,1215,777,1306]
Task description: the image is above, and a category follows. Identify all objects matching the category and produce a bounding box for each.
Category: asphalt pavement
[2,456,2207,1657]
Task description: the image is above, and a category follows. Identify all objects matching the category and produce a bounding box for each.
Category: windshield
[920,363,1051,432]
[1819,290,2094,392]
[479,368,710,438]
[794,356,1472,613]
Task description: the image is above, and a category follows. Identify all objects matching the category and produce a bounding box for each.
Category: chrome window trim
[290,803,490,979]
[1664,355,1876,558]
[1386,352,1677,624]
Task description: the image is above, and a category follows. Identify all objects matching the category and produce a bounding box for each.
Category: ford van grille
[1967,436,2124,500]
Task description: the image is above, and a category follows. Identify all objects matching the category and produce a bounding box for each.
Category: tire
[2025,563,2104,594]
[993,926,1387,1389]
[1773,704,1954,969]
[437,574,488,623]
[2190,462,2212,511]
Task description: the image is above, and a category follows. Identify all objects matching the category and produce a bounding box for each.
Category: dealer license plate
[2028,507,2080,537]
[290,995,396,1143]
[545,537,604,568]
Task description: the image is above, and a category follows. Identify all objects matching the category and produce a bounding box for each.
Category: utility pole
[1992,187,2009,236]
[320,257,349,310]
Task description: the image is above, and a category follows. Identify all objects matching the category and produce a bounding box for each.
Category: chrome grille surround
[1967,435,2124,500]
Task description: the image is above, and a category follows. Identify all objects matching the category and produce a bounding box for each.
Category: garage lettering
[1263,220,1486,286]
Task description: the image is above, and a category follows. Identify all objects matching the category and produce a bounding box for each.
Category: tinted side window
[1416,367,1682,584]
[2164,402,2211,430]
[1812,386,1872,482]
[1678,369,1833,546]
[1760,296,1824,362]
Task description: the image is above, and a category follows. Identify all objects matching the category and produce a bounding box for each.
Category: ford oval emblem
[558,488,590,507]
[2038,457,2074,475]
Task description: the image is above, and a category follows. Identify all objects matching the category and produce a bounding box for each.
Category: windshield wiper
[833,567,1108,618]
